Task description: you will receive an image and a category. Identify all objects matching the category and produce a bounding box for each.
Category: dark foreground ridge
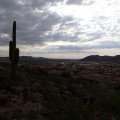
[0,61,120,119]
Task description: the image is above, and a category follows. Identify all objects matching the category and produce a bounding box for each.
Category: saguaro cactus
[9,21,19,79]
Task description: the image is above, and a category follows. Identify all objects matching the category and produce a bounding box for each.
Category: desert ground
[0,61,120,120]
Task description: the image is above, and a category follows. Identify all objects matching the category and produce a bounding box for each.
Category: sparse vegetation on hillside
[0,61,120,119]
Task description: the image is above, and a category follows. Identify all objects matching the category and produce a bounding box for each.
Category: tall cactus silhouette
[9,21,19,79]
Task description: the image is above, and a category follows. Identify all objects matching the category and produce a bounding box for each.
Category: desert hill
[1,55,120,63]
[81,55,120,62]
[0,60,120,119]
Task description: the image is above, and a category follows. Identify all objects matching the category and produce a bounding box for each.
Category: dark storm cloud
[66,0,83,5]
[30,0,63,8]
[16,12,61,45]
[0,0,63,46]
[0,0,102,47]
[0,0,21,10]
[66,0,94,5]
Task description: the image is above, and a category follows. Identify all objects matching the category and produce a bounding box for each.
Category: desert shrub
[113,84,120,91]
[24,110,39,120]
[0,95,8,107]
[61,71,71,78]
[10,108,23,120]
[0,112,9,120]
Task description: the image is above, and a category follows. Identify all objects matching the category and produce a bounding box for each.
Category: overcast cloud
[0,0,120,58]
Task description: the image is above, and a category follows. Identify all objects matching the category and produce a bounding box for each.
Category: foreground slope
[0,61,120,119]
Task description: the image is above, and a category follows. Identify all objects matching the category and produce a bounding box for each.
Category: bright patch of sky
[46,0,120,57]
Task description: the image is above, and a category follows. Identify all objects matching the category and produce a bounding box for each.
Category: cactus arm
[13,21,16,48]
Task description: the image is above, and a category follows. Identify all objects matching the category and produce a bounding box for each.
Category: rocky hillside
[81,55,120,62]
[0,61,120,120]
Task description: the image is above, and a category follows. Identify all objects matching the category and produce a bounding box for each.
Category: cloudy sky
[0,0,120,58]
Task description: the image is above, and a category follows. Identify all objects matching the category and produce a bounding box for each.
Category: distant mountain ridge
[19,56,77,62]
[81,55,120,62]
[19,56,49,62]
[0,56,78,62]
[0,55,120,62]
